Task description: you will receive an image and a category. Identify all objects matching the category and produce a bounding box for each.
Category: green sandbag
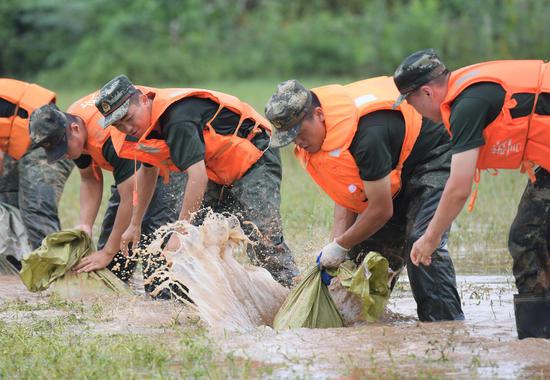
[273,252,390,330]
[20,229,132,296]
[273,265,344,330]
[328,252,390,322]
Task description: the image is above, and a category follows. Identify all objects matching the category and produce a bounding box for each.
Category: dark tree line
[1,0,548,87]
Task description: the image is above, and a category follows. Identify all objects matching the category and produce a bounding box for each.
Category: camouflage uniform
[100,172,186,297]
[266,78,463,321]
[192,137,298,288]
[29,102,186,299]
[348,146,464,321]
[0,146,73,251]
[509,168,550,293]
[393,48,449,109]
[95,75,298,289]
[264,80,313,148]
[392,48,550,337]
[394,49,550,294]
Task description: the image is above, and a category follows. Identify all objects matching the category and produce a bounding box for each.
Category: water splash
[146,212,289,332]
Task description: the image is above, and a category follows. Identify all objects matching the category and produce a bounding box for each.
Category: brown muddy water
[1,272,549,379]
[1,213,547,379]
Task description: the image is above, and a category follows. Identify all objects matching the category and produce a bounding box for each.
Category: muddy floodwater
[1,273,548,379]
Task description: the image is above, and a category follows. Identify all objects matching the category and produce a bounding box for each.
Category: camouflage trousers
[509,168,550,293]
[349,146,464,322]
[193,147,298,288]
[99,172,186,298]
[0,147,73,251]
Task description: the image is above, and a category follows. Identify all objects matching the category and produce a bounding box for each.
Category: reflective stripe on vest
[0,79,56,160]
[294,76,423,214]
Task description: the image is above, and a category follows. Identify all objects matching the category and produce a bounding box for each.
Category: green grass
[55,78,522,274]
[0,300,272,380]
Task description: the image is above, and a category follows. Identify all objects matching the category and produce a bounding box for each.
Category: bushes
[1,0,548,88]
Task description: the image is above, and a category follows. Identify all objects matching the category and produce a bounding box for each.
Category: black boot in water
[514,291,550,339]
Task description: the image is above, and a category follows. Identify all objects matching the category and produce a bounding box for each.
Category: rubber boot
[513,291,550,339]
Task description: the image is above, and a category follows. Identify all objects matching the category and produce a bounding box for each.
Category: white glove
[319,240,350,268]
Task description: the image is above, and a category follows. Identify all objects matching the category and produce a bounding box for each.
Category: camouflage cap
[95,74,139,128]
[392,48,448,108]
[29,104,69,164]
[265,79,312,148]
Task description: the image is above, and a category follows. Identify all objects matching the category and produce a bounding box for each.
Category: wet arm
[423,148,479,243]
[179,160,208,221]
[331,203,357,240]
[129,164,159,227]
[335,174,394,249]
[101,175,134,255]
[73,175,135,272]
[78,165,103,234]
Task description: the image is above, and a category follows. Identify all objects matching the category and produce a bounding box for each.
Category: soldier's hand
[410,234,437,266]
[74,224,93,238]
[318,240,349,268]
[162,233,181,255]
[72,250,113,273]
[121,223,141,257]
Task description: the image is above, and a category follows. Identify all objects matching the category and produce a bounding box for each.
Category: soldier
[0,79,73,269]
[94,75,298,287]
[393,48,550,338]
[29,97,185,300]
[265,78,464,321]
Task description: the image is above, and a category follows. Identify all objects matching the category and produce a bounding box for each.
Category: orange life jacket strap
[467,168,499,212]
[5,90,25,155]
[206,103,253,139]
[234,117,245,136]
[91,162,102,181]
[467,168,481,213]
[160,168,170,183]
[520,160,537,183]
[205,104,225,133]
[132,156,138,207]
[246,126,263,141]
[522,62,546,159]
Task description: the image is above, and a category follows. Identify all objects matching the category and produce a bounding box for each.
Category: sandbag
[273,252,390,330]
[328,252,390,323]
[273,265,344,330]
[20,229,132,297]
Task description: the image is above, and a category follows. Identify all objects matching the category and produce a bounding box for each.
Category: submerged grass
[0,296,273,380]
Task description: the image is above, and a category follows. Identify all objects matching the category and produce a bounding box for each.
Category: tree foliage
[1,0,548,87]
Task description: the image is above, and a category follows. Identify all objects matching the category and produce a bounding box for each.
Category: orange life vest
[110,86,271,185]
[294,77,423,214]
[441,60,550,174]
[0,79,56,160]
[67,91,114,174]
